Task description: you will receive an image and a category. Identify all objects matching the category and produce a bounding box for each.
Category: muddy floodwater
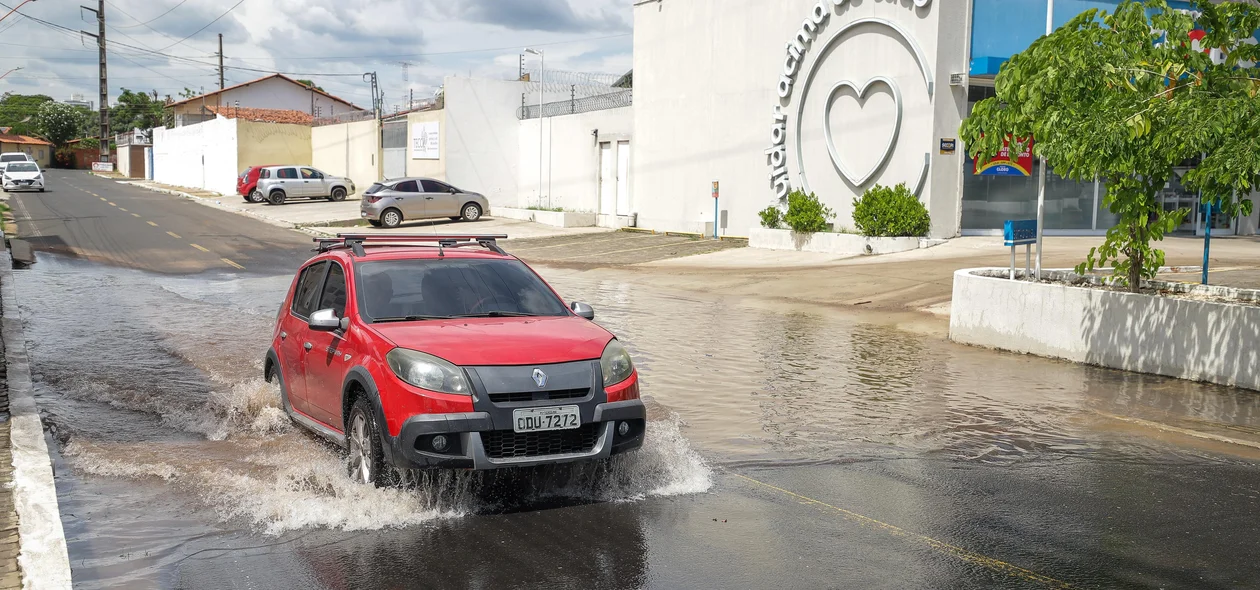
[15,253,1260,588]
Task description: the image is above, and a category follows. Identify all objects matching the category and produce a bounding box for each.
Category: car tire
[461,203,482,222]
[267,190,286,205]
[346,397,390,487]
[330,187,347,202]
[381,208,403,228]
[38,188,44,193]
[247,189,265,203]
[368,220,382,227]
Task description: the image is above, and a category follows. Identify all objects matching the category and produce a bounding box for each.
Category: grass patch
[526,205,565,212]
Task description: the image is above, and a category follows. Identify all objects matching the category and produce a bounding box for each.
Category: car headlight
[600,339,634,387]
[386,348,470,395]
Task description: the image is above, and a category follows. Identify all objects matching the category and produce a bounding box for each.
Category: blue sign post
[1004,219,1037,280]
[1202,200,1215,285]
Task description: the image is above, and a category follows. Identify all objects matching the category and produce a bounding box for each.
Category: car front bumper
[3,180,42,191]
[385,399,646,470]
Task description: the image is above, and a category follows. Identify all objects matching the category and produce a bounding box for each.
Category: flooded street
[14,251,1260,588]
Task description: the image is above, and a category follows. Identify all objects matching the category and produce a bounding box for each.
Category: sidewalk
[120,180,612,241]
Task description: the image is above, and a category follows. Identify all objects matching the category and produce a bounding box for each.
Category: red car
[238,165,276,203]
[264,234,645,485]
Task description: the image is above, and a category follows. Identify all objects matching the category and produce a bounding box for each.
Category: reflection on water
[14,254,1260,588]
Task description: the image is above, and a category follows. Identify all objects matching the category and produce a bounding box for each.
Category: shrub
[851,183,931,237]
[758,205,783,229]
[784,190,834,234]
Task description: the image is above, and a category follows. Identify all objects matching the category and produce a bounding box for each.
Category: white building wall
[196,77,357,116]
[152,117,239,195]
[442,77,522,209]
[518,106,633,212]
[633,0,958,237]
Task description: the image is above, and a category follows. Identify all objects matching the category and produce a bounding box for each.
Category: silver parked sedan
[360,177,489,228]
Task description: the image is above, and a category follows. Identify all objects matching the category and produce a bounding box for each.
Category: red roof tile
[205,106,314,125]
[0,134,53,146]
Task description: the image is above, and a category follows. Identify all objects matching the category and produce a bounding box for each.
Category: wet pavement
[8,172,1260,589]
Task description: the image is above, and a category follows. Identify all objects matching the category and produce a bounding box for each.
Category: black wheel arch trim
[341,367,395,463]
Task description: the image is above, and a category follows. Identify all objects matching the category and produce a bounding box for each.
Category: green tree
[959,0,1259,291]
[295,79,324,92]
[111,88,165,133]
[0,93,54,136]
[35,101,86,147]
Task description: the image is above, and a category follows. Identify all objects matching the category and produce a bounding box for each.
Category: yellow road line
[166,231,181,239]
[731,472,1074,589]
[90,193,98,197]
[118,207,127,212]
[107,202,116,206]
[147,221,158,227]
[190,244,210,252]
[131,213,141,218]
[99,197,106,201]
[221,258,245,270]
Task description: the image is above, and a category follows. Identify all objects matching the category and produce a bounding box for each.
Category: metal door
[616,141,631,216]
[382,120,407,180]
[598,142,615,214]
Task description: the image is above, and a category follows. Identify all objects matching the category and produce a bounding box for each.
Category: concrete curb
[115,181,343,239]
[0,250,72,589]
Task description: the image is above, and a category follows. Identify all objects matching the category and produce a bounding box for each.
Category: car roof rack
[313,234,509,257]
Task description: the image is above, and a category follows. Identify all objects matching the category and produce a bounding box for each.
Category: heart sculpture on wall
[822,76,903,188]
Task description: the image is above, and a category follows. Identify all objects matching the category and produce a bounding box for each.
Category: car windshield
[6,163,37,172]
[357,258,569,321]
[1,154,27,162]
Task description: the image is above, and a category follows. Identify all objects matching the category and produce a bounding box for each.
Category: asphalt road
[9,169,311,274]
[9,170,1260,589]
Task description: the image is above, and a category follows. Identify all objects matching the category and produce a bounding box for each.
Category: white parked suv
[2,161,44,192]
[255,165,355,205]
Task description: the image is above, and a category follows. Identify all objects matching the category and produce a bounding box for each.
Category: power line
[155,0,245,52]
[111,0,189,29]
[225,33,633,61]
[106,0,213,54]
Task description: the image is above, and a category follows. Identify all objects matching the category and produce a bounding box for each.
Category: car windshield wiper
[372,315,453,323]
[454,311,540,318]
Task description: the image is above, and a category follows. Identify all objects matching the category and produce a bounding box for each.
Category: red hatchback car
[238,165,276,203]
[264,234,645,485]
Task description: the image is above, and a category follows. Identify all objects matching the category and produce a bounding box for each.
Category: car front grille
[481,424,602,459]
[487,388,589,404]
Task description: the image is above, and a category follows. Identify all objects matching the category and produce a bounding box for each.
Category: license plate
[512,405,580,433]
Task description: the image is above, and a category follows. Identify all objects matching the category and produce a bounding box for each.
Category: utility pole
[363,72,380,119]
[81,0,109,164]
[217,33,224,90]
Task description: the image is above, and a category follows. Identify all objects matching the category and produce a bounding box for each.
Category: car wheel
[330,187,347,202]
[381,208,403,228]
[267,191,286,205]
[368,220,382,227]
[346,397,389,486]
[247,189,265,203]
[461,203,482,222]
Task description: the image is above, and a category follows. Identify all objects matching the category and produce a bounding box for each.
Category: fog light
[431,434,449,452]
[618,421,630,436]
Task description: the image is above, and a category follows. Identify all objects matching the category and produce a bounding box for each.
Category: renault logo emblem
[532,368,547,388]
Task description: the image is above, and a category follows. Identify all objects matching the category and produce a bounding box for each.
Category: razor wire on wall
[518,89,632,119]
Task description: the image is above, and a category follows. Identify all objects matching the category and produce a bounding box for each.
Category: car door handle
[425,196,434,200]
[303,342,313,351]
[280,331,287,340]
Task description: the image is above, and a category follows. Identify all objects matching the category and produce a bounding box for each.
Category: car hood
[366,315,612,366]
[4,171,40,180]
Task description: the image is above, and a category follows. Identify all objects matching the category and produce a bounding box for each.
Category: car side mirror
[309,309,342,332]
[570,302,595,320]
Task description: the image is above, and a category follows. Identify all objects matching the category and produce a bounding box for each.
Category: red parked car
[264,234,645,485]
[238,165,276,203]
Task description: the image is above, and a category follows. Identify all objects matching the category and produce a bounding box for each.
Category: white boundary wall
[518,106,633,213]
[950,269,1260,391]
[442,77,522,209]
[153,117,239,196]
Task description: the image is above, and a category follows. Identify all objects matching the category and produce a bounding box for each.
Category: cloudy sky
[0,0,633,110]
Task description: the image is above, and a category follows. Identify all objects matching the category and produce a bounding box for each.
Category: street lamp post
[525,48,544,208]
[0,0,36,26]
[0,67,23,82]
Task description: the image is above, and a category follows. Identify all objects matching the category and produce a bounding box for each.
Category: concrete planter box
[748,227,920,255]
[494,207,596,228]
[949,268,1260,391]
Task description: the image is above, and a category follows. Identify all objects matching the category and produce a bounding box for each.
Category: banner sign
[411,121,440,160]
[974,136,1033,176]
[91,161,114,173]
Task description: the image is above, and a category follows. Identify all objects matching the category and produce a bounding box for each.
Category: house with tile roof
[0,134,53,167]
[166,74,362,127]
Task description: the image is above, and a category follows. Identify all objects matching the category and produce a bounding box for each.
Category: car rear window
[364,183,384,195]
[357,259,569,321]
[239,167,254,179]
